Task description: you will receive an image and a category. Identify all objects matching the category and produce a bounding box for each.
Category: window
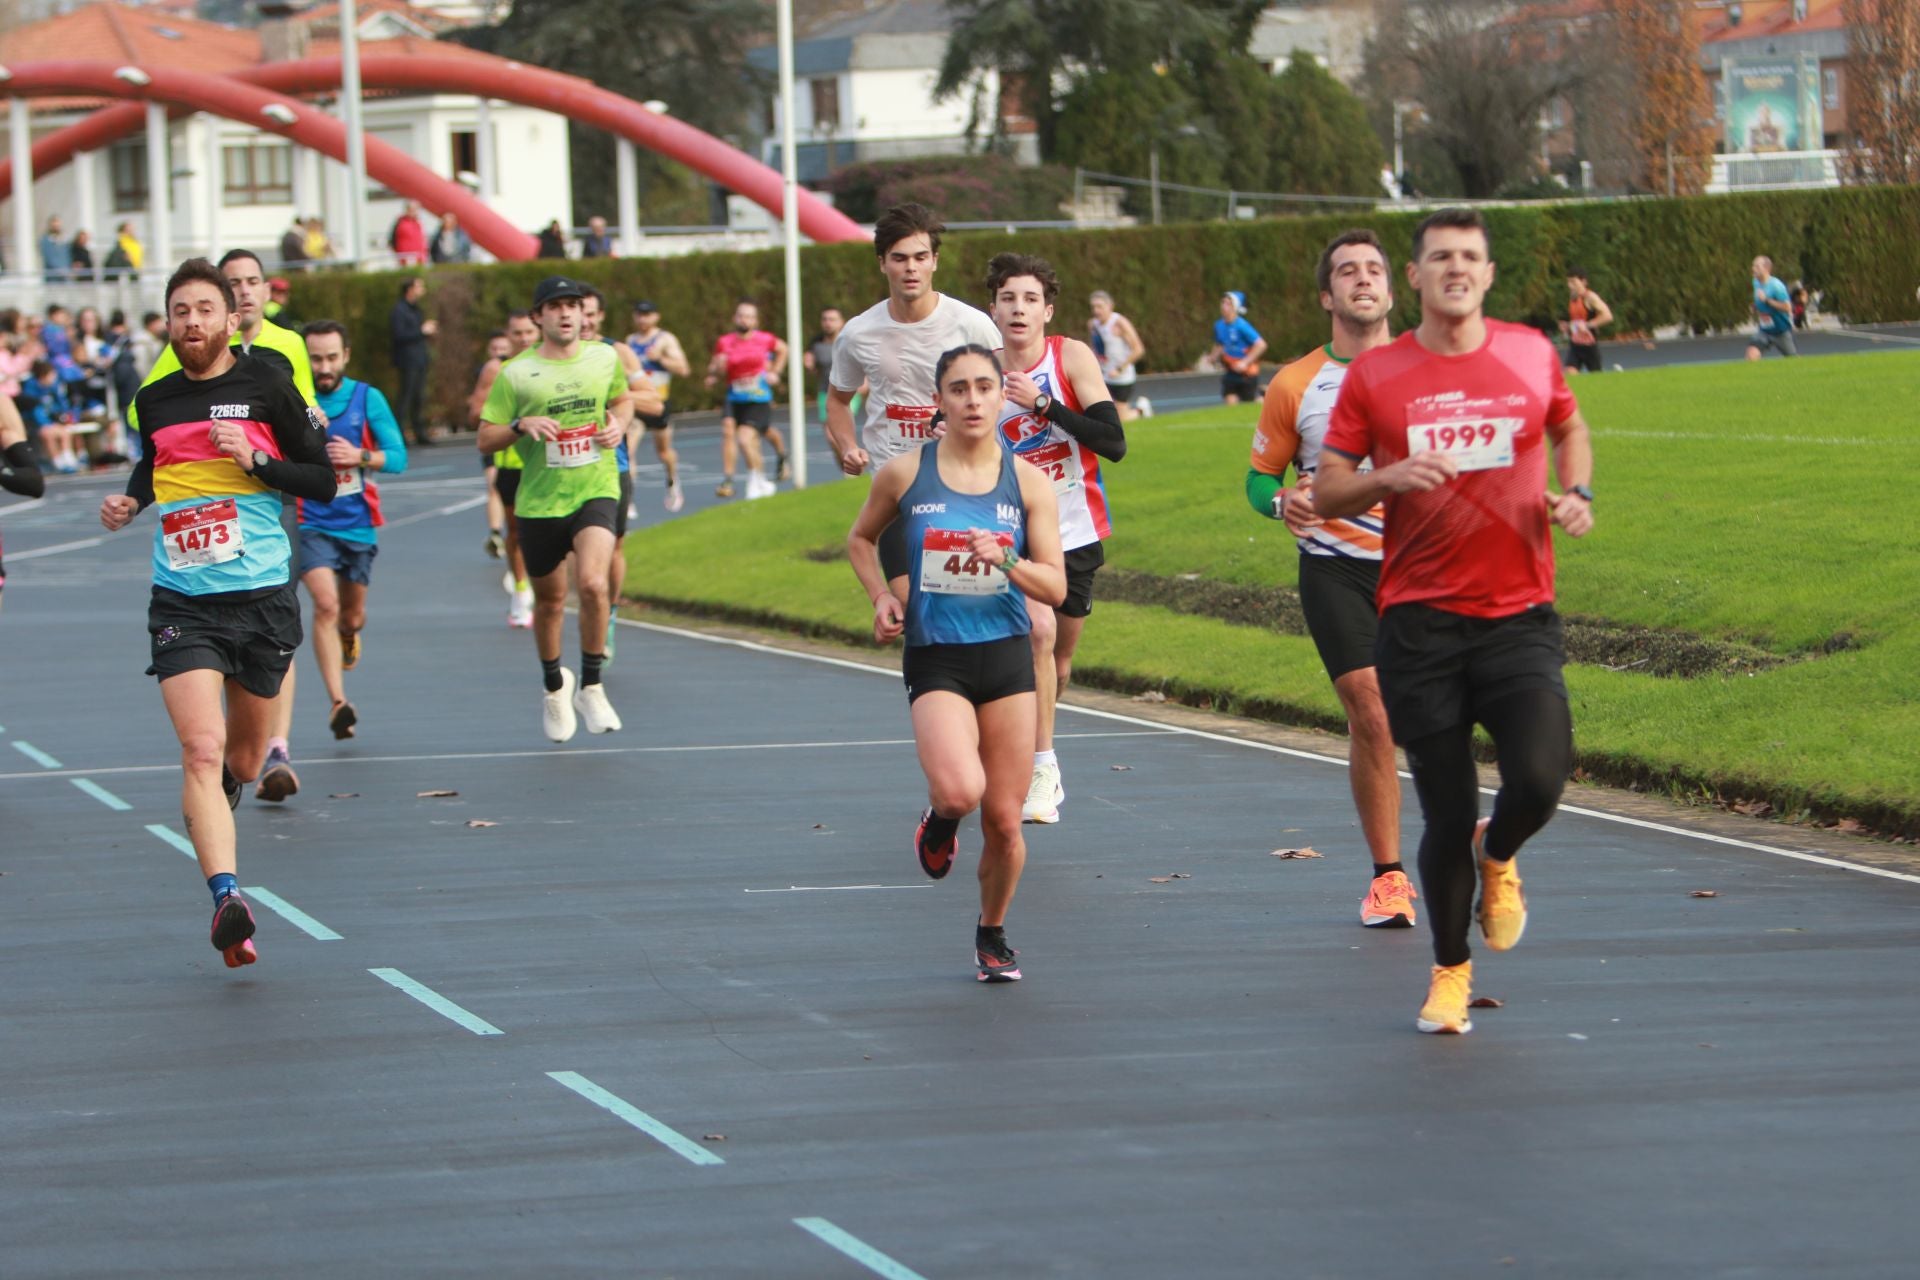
[809,77,840,132]
[222,141,292,206]
[111,139,151,213]
[1823,68,1839,111]
[451,129,477,181]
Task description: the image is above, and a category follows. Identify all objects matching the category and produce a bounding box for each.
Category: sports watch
[1033,393,1053,418]
[1568,484,1594,504]
[251,449,271,472]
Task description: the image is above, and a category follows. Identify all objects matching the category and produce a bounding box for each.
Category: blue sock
[208,873,238,906]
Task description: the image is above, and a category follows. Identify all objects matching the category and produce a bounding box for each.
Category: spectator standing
[279,218,309,272]
[69,229,96,282]
[536,220,568,259]
[303,216,335,264]
[40,216,72,282]
[104,222,143,280]
[389,276,439,446]
[389,201,428,266]
[580,215,615,258]
[430,212,473,264]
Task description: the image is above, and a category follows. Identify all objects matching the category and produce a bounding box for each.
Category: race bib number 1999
[1406,418,1521,473]
[919,528,1011,596]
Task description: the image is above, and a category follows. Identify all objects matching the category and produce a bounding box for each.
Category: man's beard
[315,374,341,394]
[173,331,228,375]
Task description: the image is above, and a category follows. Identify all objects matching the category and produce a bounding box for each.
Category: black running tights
[1402,690,1573,967]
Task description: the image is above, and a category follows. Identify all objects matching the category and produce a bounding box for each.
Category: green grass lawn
[625,352,1920,835]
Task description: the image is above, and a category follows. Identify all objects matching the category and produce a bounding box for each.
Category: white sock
[1034,749,1058,769]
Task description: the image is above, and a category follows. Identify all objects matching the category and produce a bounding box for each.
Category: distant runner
[627,300,690,513]
[706,300,788,500]
[582,288,664,664]
[1208,290,1267,403]
[1087,290,1151,420]
[1746,255,1797,360]
[471,310,540,627]
[1561,267,1612,375]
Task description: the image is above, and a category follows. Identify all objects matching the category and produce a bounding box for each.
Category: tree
[1053,68,1227,218]
[1605,0,1715,195]
[933,0,1265,160]
[1844,0,1920,185]
[1267,50,1389,197]
[448,0,768,225]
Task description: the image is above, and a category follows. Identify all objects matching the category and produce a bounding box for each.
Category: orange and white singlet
[1250,346,1383,561]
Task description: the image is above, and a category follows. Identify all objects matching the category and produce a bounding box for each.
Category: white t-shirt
[830,293,1002,470]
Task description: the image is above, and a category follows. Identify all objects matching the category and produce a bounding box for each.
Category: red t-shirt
[713,329,780,400]
[1323,320,1577,619]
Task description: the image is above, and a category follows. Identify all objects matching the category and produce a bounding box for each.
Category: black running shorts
[146,583,302,699]
[517,497,619,580]
[1060,541,1105,620]
[1373,603,1568,745]
[1298,552,1381,681]
[1221,371,1259,401]
[903,635,1036,707]
[616,472,634,539]
[1566,342,1602,374]
[726,399,773,431]
[640,404,672,432]
[494,467,522,508]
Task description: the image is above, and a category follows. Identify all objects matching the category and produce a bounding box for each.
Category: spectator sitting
[23,360,79,474]
[40,216,72,283]
[536,219,568,259]
[69,228,96,282]
[580,214,615,258]
[430,212,473,264]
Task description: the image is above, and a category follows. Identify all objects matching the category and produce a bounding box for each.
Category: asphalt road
[2,411,1918,1277]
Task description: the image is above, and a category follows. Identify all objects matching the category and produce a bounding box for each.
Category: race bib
[919,528,1011,596]
[545,426,601,468]
[333,467,364,497]
[729,376,764,399]
[161,499,245,570]
[1407,417,1521,473]
[1023,439,1081,497]
[884,403,938,443]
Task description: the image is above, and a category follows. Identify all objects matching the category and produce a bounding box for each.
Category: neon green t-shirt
[129,317,317,431]
[481,342,626,518]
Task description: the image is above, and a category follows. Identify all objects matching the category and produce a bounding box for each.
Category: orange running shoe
[1360,870,1418,928]
[1416,961,1473,1034]
[1474,818,1528,951]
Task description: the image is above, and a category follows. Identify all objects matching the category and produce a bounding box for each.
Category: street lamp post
[776,0,807,487]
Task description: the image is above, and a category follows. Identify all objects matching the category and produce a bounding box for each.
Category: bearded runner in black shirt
[100,259,334,969]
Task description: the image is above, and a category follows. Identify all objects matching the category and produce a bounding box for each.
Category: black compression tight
[1403,690,1573,967]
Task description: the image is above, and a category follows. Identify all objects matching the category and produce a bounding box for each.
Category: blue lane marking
[368,968,504,1036]
[246,886,343,941]
[11,741,63,769]
[545,1071,725,1167]
[71,777,133,811]
[146,823,196,857]
[792,1219,930,1280]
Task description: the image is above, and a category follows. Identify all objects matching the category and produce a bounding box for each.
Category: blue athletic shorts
[298,527,379,586]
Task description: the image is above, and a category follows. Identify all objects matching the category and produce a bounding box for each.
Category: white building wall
[843,67,981,141]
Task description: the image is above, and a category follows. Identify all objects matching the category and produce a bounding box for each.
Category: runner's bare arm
[658,332,691,378]
[848,454,917,638]
[468,357,501,425]
[825,385,865,474]
[769,336,788,381]
[1545,410,1594,537]
[1118,315,1146,367]
[1314,447,1456,516]
[1586,293,1613,331]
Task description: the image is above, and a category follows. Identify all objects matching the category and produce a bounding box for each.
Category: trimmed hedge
[291,186,1920,427]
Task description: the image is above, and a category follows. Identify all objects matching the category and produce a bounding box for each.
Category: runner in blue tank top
[849,345,1066,983]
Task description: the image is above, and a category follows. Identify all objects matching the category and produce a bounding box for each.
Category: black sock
[1373,861,1406,878]
[581,651,606,687]
[922,810,959,848]
[541,657,563,693]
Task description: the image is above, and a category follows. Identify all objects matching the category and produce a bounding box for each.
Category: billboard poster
[1723,56,1822,154]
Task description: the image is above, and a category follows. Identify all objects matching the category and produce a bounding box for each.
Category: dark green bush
[822,155,1076,225]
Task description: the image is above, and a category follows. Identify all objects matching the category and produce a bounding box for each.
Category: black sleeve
[255,382,336,502]
[389,302,423,345]
[1043,398,1126,463]
[125,439,156,511]
[1,441,45,498]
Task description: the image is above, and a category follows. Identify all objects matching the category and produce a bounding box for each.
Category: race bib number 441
[161,499,245,570]
[546,426,601,468]
[919,528,1012,596]
[1407,417,1522,473]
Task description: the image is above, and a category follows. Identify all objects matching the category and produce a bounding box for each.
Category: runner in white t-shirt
[826,203,1001,588]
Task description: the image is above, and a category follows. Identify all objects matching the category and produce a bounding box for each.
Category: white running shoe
[627,500,639,523]
[544,668,578,742]
[664,481,685,513]
[508,589,534,629]
[744,472,776,501]
[1134,396,1153,418]
[573,681,623,734]
[502,569,516,594]
[1022,761,1063,824]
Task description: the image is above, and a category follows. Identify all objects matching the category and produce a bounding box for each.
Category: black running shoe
[329,700,358,740]
[222,764,243,810]
[210,892,258,968]
[915,807,956,880]
[975,924,1021,983]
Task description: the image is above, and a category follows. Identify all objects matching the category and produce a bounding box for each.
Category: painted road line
[11,740,63,769]
[544,1071,725,1167]
[368,968,504,1036]
[792,1218,930,1280]
[70,777,132,810]
[5,534,108,562]
[629,618,1920,888]
[146,823,196,858]
[245,887,343,941]
[745,884,934,893]
[383,493,488,529]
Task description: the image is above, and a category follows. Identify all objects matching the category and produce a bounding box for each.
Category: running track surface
[3,402,1918,1278]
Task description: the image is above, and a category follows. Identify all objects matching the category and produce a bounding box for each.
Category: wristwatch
[250,449,271,472]
[359,449,373,467]
[1033,393,1053,418]
[510,418,525,436]
[1568,483,1595,504]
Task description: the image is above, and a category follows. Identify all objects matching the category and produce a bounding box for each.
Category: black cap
[632,299,658,314]
[531,275,588,310]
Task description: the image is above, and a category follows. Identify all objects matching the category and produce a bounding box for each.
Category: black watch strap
[1569,483,1594,504]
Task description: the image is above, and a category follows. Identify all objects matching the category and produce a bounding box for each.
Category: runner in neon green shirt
[477,276,632,744]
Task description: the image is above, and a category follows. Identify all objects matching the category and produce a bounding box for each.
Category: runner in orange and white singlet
[824,203,1001,590]
[1560,267,1611,375]
[986,252,1126,826]
[1247,229,1407,932]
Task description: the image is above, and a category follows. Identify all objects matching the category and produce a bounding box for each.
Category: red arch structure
[0,62,537,259]
[2,52,870,245]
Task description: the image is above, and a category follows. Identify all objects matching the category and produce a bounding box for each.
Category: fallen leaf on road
[1468,996,1504,1008]
[1689,890,1718,898]
[1270,847,1323,859]
[812,823,827,829]
[465,820,498,829]
[328,793,360,799]
[1147,873,1192,883]
[416,790,459,798]
[1132,690,1167,703]
[1731,799,1772,817]
[1110,764,1133,771]
[702,1133,727,1142]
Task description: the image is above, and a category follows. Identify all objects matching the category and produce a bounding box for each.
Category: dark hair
[165,257,238,313]
[874,202,943,258]
[31,359,54,379]
[933,343,1002,390]
[985,252,1059,304]
[216,248,265,274]
[303,319,351,346]
[109,308,128,328]
[1566,265,1589,282]
[45,303,70,320]
[819,304,842,317]
[485,328,508,344]
[1411,207,1491,262]
[581,286,605,308]
[734,296,759,308]
[506,309,531,323]
[141,311,163,327]
[398,277,424,300]
[1315,229,1390,295]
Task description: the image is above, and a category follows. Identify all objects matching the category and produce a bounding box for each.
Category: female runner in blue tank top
[849,345,1065,983]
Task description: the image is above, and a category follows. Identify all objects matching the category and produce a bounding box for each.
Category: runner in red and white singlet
[986,252,1127,826]
[1315,208,1595,1037]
